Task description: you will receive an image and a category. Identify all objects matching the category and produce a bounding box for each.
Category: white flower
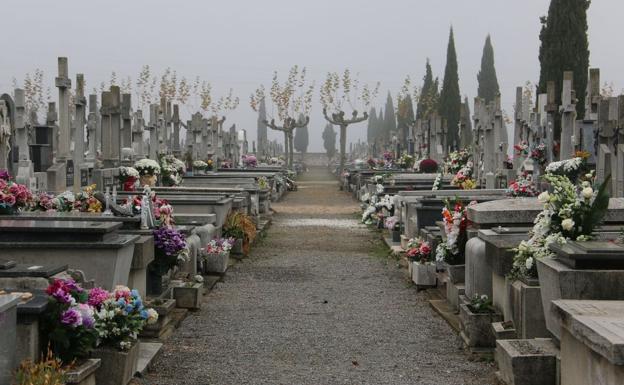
[582,187,593,199]
[194,275,204,283]
[525,257,534,270]
[561,218,575,231]
[146,308,159,325]
[538,191,550,204]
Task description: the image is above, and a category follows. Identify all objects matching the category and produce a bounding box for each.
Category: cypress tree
[376,109,384,142]
[322,123,337,160]
[397,94,414,146]
[384,92,396,141]
[477,35,500,103]
[294,113,309,153]
[417,60,435,119]
[367,107,377,143]
[538,0,590,124]
[439,27,462,150]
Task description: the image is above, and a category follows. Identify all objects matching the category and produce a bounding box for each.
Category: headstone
[55,57,71,162]
[560,71,577,159]
[121,93,132,150]
[172,104,181,157]
[13,89,36,190]
[73,74,87,190]
[101,87,121,168]
[147,104,159,160]
[86,94,100,162]
[132,110,145,159]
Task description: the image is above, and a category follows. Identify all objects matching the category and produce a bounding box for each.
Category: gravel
[146,168,496,385]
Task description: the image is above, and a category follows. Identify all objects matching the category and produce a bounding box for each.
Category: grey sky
[1,0,621,152]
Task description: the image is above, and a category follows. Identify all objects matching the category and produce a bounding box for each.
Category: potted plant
[406,238,435,286]
[435,199,471,284]
[242,154,257,168]
[159,155,186,187]
[148,227,189,295]
[192,160,208,175]
[203,238,234,274]
[118,166,139,192]
[91,286,158,385]
[134,158,161,188]
[172,275,204,309]
[459,294,502,349]
[223,212,257,255]
[14,349,67,385]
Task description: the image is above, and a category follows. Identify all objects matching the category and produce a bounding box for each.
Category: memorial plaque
[65,160,74,187]
[80,168,89,187]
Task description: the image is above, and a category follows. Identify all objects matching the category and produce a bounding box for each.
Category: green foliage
[469,294,495,314]
[367,107,377,143]
[223,211,257,254]
[383,92,396,140]
[581,174,611,236]
[538,0,590,123]
[397,94,414,145]
[439,27,462,150]
[416,60,439,119]
[477,35,500,103]
[322,123,337,160]
[294,113,309,153]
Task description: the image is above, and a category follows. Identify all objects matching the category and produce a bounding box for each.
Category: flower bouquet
[192,160,208,174]
[118,166,139,191]
[445,148,471,174]
[418,158,438,173]
[0,173,32,214]
[42,279,98,363]
[436,199,472,266]
[514,141,529,157]
[134,158,161,187]
[223,212,256,255]
[398,153,415,169]
[451,162,476,190]
[242,154,257,168]
[160,155,186,187]
[506,172,539,198]
[530,143,547,167]
[73,184,103,213]
[151,227,188,275]
[382,151,394,168]
[203,238,234,273]
[406,238,432,264]
[385,216,401,242]
[407,237,436,286]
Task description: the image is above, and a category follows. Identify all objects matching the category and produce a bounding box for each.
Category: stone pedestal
[465,237,491,299]
[495,338,558,385]
[127,236,154,298]
[510,280,549,339]
[92,342,139,385]
[459,303,503,349]
[65,359,100,385]
[172,283,203,309]
[0,294,20,385]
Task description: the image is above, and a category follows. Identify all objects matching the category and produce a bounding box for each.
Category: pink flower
[88,287,110,308]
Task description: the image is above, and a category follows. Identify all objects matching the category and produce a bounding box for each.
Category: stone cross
[147,104,159,160]
[189,112,203,160]
[559,71,577,159]
[0,97,11,170]
[545,81,557,162]
[14,89,36,189]
[101,86,122,168]
[492,95,507,173]
[73,74,86,190]
[86,94,99,162]
[55,57,71,161]
[121,93,132,151]
[585,68,601,122]
[172,104,181,156]
[132,110,145,159]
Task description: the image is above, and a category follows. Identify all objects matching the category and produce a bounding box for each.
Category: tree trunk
[283,131,288,166]
[288,134,294,168]
[339,124,347,173]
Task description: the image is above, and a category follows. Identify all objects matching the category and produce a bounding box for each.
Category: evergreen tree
[417,60,435,119]
[397,94,414,145]
[383,92,396,140]
[376,108,384,142]
[322,123,337,160]
[439,27,462,150]
[294,113,309,153]
[257,98,267,154]
[367,107,377,143]
[538,0,590,123]
[477,35,500,103]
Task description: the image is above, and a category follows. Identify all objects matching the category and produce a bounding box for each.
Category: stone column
[172,104,181,156]
[132,110,145,159]
[86,95,99,162]
[121,93,132,151]
[148,104,159,160]
[73,74,86,190]
[100,90,116,168]
[560,71,577,159]
[46,102,57,160]
[55,57,71,161]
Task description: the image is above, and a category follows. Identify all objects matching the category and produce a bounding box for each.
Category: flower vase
[139,174,157,188]
[122,177,137,192]
[92,341,140,385]
[64,359,101,385]
[231,238,243,255]
[411,262,437,286]
[203,252,230,274]
[172,282,203,309]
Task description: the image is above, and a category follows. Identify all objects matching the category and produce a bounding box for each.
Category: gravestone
[0,294,20,385]
[559,71,577,159]
[73,74,88,190]
[13,89,36,190]
[133,110,145,159]
[86,94,100,162]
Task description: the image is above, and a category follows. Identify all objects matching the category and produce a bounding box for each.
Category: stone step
[429,299,460,333]
[135,341,163,376]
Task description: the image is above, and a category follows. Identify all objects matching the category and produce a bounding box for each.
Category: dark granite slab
[0,220,122,242]
[0,263,67,278]
[0,212,141,229]
[15,291,48,316]
[550,241,624,269]
[0,233,139,249]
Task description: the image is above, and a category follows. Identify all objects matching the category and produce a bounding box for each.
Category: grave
[0,294,20,385]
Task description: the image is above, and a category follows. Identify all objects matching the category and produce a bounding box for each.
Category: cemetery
[1,0,623,384]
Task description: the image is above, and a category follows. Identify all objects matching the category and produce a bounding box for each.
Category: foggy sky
[1,0,621,152]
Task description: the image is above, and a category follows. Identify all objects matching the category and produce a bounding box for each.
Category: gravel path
[147,168,495,385]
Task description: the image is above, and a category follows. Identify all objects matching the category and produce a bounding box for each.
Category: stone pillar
[121,93,132,150]
[546,81,557,162]
[73,74,86,191]
[172,104,181,156]
[148,104,159,160]
[14,89,35,189]
[109,86,121,166]
[86,95,99,162]
[132,110,145,159]
[55,57,71,161]
[560,71,577,159]
[46,102,57,160]
[513,87,523,170]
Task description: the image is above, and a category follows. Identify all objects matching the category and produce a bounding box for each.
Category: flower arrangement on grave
[418,158,439,173]
[406,237,433,264]
[222,211,257,254]
[257,176,269,190]
[0,175,32,214]
[514,141,529,157]
[151,226,189,275]
[451,162,476,190]
[42,279,98,362]
[509,170,611,280]
[432,173,443,191]
[92,285,158,351]
[30,191,75,213]
[469,294,495,314]
[367,157,377,169]
[204,238,234,257]
[72,184,103,213]
[505,172,539,198]
[14,348,67,385]
[192,160,208,172]
[159,155,186,187]
[544,156,589,183]
[398,153,415,169]
[242,154,258,168]
[384,216,399,231]
[445,148,471,174]
[530,143,547,166]
[118,166,139,192]
[134,158,161,187]
[382,151,394,168]
[0,169,10,181]
[435,199,473,265]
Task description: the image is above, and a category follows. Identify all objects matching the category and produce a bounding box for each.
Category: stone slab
[550,241,624,269]
[136,342,163,375]
[0,263,67,278]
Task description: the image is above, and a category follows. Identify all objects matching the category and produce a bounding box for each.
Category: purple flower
[153,227,187,256]
[88,287,110,308]
[77,304,95,328]
[60,308,83,327]
[0,169,10,181]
